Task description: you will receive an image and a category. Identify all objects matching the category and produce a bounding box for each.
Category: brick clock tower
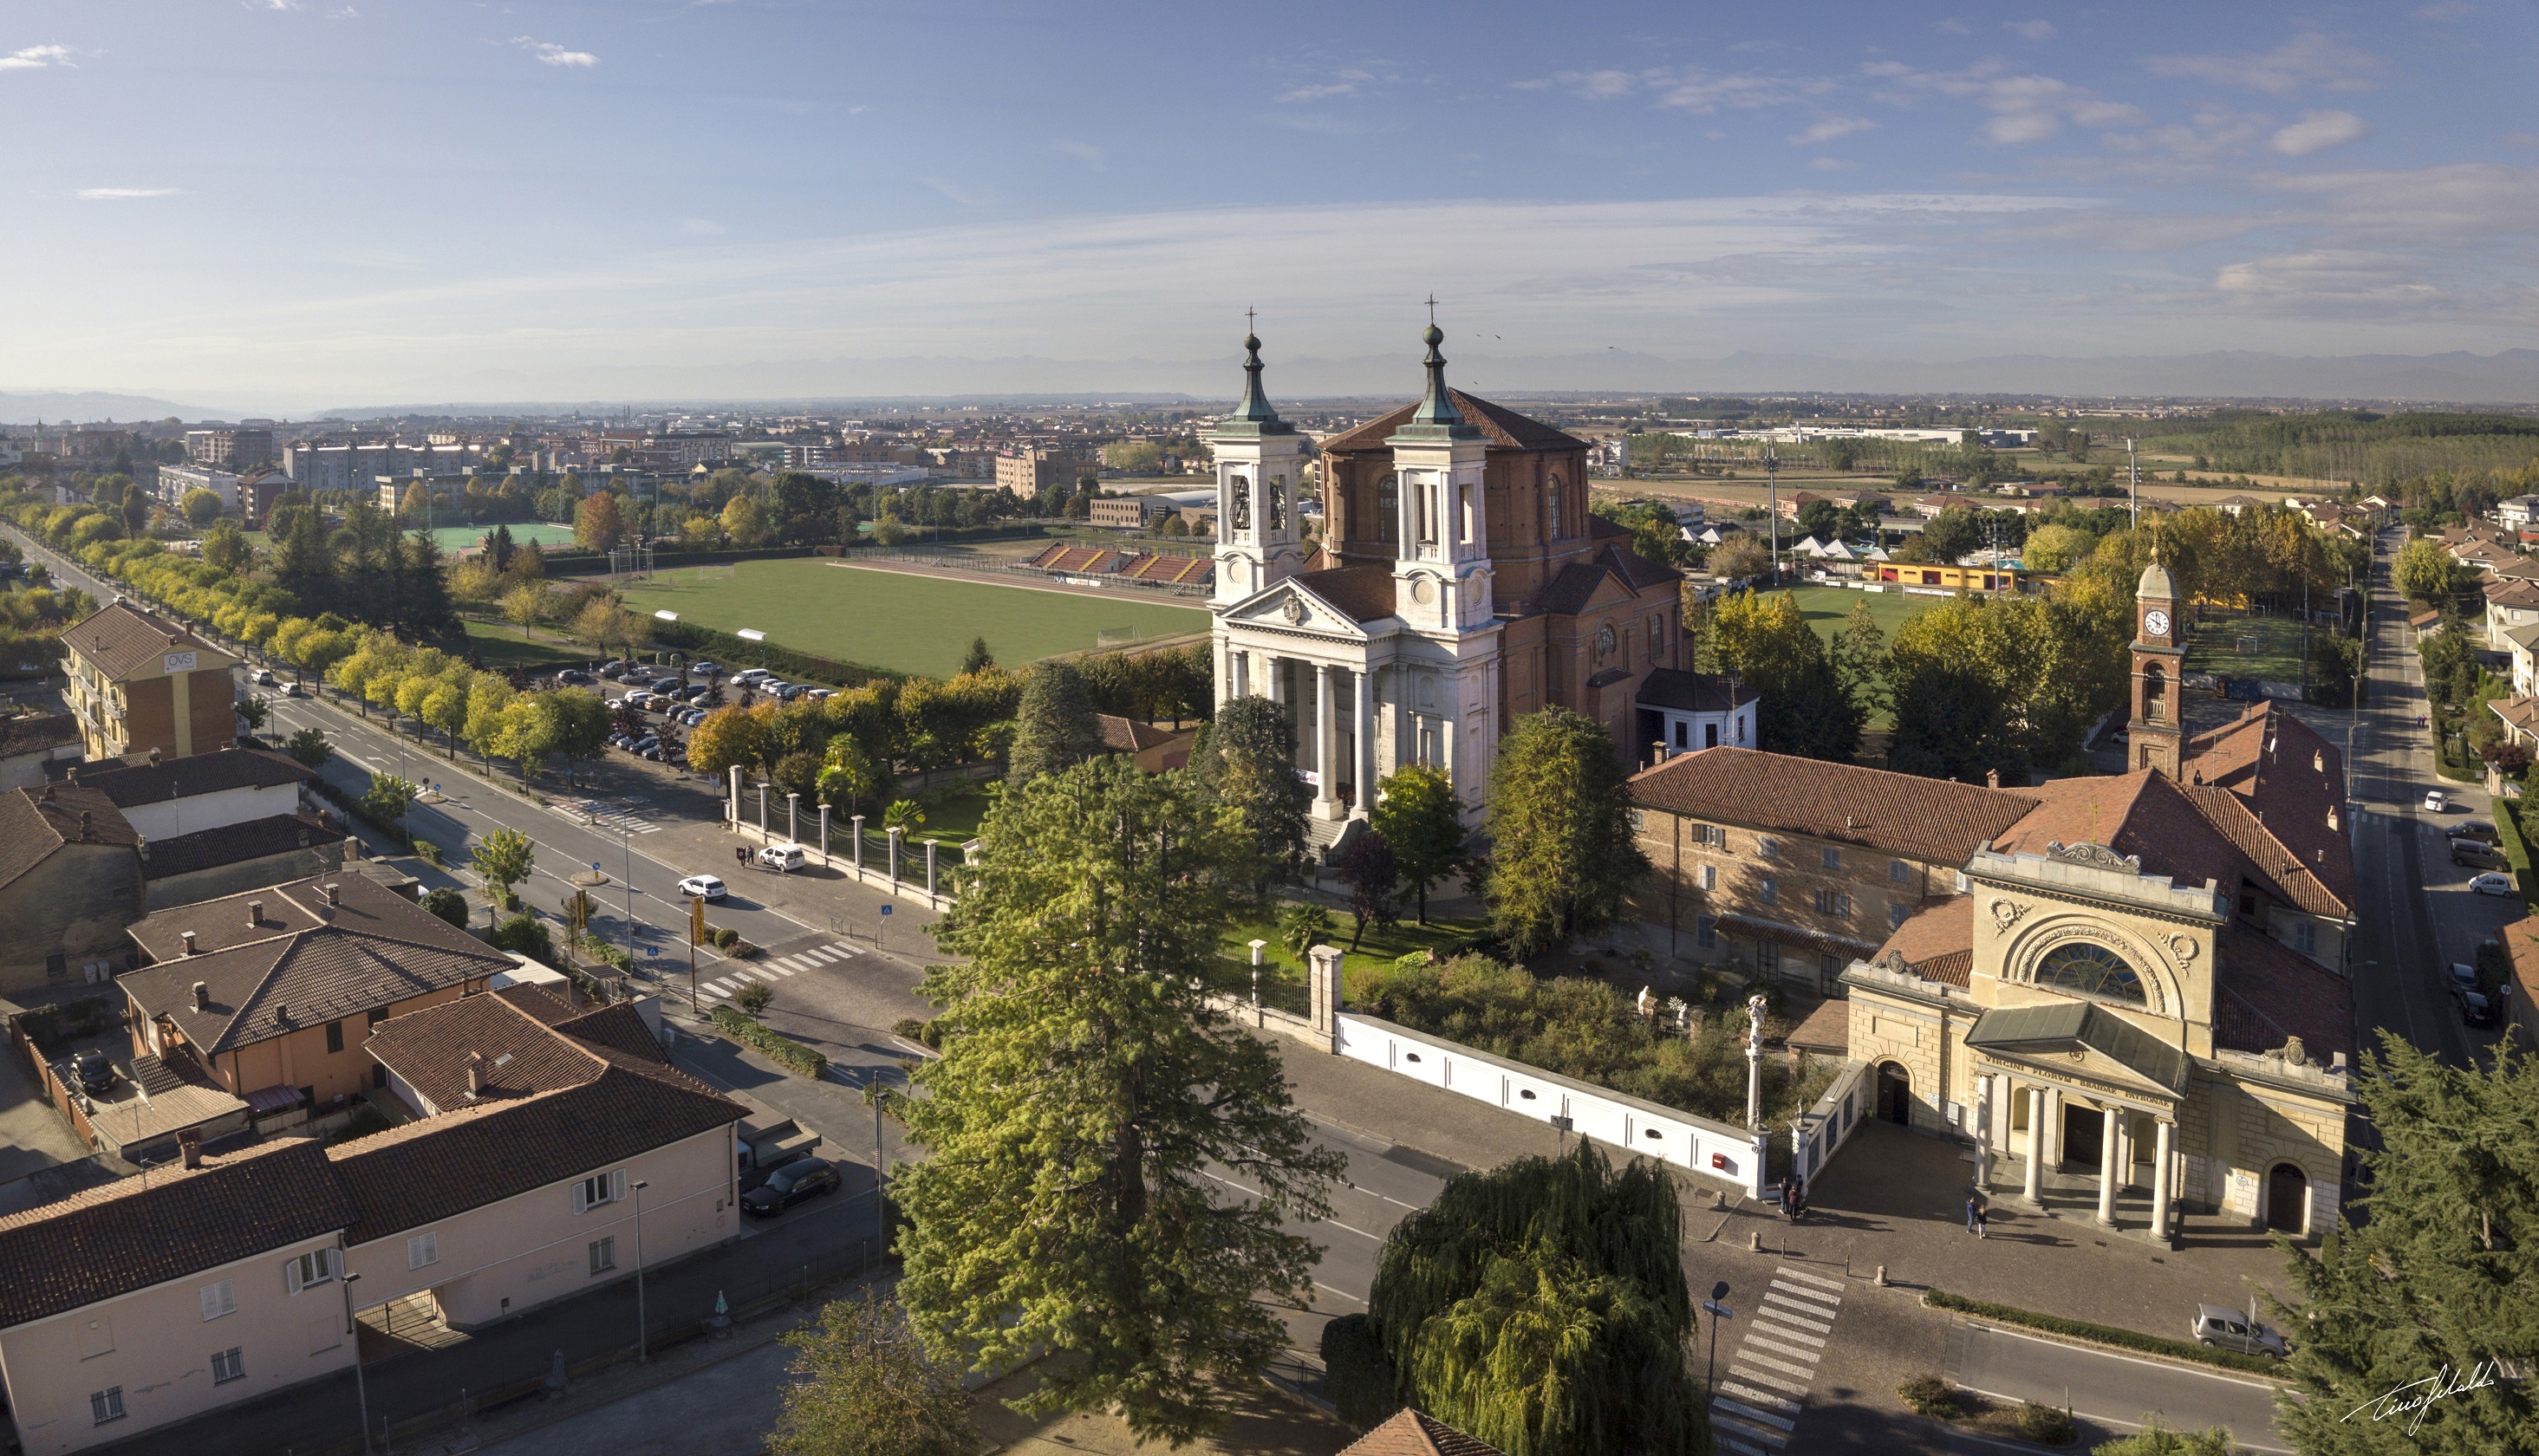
[2129,559,2185,778]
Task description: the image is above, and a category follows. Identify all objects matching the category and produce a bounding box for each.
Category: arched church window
[2034,942,2146,1003]
[1417,477,1437,545]
[1230,476,1251,531]
[1378,474,1399,543]
[2143,661,2166,722]
[1547,473,1565,540]
[1266,475,1285,531]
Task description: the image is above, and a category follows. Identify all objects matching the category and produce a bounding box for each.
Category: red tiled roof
[0,712,76,761]
[1339,1409,1507,1456]
[1786,997,1851,1051]
[2214,926,2354,1063]
[1630,747,2041,866]
[1094,714,1177,753]
[0,783,138,888]
[1291,565,1401,624]
[1872,896,1976,986]
[364,991,607,1111]
[1318,390,1585,456]
[2183,701,2355,916]
[58,601,229,681]
[67,744,314,806]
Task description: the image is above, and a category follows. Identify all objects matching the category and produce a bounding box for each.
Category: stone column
[2021,1085,2045,1206]
[2043,1088,2063,1170]
[2150,1119,2177,1247]
[2095,1105,2122,1228]
[1314,663,1339,818]
[1972,1074,1994,1190]
[886,827,902,883]
[1354,666,1376,815]
[850,815,865,872]
[925,841,938,900]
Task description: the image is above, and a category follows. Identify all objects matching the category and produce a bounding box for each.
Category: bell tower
[1209,327,1304,608]
[1383,315,1493,634]
[2129,557,2185,778]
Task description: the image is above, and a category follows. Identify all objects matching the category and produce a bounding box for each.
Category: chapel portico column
[2021,1085,2046,1208]
[1314,662,1341,820]
[1355,666,1376,814]
[2150,1119,2178,1248]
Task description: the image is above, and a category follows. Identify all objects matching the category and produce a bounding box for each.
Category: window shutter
[284,1258,303,1295]
[571,1180,589,1214]
[200,1281,235,1321]
[611,1169,626,1203]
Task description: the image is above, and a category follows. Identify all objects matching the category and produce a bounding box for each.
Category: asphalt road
[1948,1319,2289,1453]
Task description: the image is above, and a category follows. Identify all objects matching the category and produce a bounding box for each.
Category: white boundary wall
[1334,1013,1768,1199]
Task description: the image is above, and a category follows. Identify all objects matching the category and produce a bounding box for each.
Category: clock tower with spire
[1208,325,1305,610]
[2129,556,2186,777]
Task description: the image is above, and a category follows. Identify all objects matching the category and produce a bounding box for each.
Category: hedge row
[1922,1290,2287,1377]
[710,1004,827,1078]
[303,774,415,852]
[648,618,897,688]
[2492,799,2538,907]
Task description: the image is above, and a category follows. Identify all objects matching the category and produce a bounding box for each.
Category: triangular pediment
[1973,1039,2181,1100]
[1220,578,1374,639]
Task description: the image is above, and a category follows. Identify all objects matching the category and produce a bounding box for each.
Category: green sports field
[426,522,578,555]
[1785,584,1937,644]
[615,559,1209,678]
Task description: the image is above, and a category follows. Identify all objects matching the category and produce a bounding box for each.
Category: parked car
[601,660,631,679]
[2447,821,2501,845]
[283,681,306,698]
[2424,790,2448,813]
[2191,1304,2288,1359]
[691,660,721,677]
[732,667,773,685]
[2451,962,2481,992]
[557,668,597,686]
[740,1157,840,1218]
[2469,872,2518,897]
[249,667,277,686]
[677,874,727,900]
[680,709,708,727]
[649,676,682,693]
[609,733,635,750]
[2458,989,2498,1027]
[71,1048,114,1095]
[632,736,661,754]
[2451,840,2508,869]
[677,685,709,702]
[757,842,806,873]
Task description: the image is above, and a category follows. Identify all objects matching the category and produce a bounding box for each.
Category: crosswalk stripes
[691,942,864,1002]
[1713,1265,1845,1456]
[571,800,661,835]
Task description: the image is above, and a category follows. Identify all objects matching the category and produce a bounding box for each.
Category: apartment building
[0,984,742,1455]
[59,603,241,763]
[183,428,273,471]
[154,464,240,513]
[993,445,1090,497]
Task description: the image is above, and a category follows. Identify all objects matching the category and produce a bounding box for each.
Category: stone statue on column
[1744,993,1768,1132]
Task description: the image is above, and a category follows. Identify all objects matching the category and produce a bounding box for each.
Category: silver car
[2191,1303,2288,1359]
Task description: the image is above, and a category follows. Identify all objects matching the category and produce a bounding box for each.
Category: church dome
[2138,561,2176,600]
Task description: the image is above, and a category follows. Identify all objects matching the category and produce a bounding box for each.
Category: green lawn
[615,559,1209,677]
[901,783,994,845]
[1784,584,1937,644]
[426,522,578,555]
[2183,614,2309,684]
[1218,911,1490,1011]
[458,616,589,671]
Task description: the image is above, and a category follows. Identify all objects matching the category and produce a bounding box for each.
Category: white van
[732,668,774,686]
[756,842,806,873]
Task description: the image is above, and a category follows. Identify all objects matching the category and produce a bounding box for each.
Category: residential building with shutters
[0,984,741,1454]
[58,602,241,763]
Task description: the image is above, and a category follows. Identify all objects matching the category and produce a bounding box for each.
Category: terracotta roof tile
[1095,714,1177,753]
[66,744,314,806]
[0,712,76,760]
[1630,747,2041,866]
[1319,390,1585,456]
[0,1139,355,1329]
[1291,565,1401,624]
[2181,702,2355,916]
[0,783,139,888]
[1872,895,1976,986]
[2214,926,2354,1063]
[1339,1409,1507,1456]
[1637,668,1757,714]
[58,601,228,681]
[139,812,344,881]
[364,991,606,1111]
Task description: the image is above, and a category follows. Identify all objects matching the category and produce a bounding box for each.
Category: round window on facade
[2033,941,2146,1003]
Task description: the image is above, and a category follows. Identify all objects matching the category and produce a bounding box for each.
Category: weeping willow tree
[1359,1142,1707,1456]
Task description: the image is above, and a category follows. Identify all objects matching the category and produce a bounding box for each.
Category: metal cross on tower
[1424,293,1438,323]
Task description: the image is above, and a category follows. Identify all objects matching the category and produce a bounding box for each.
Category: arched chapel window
[1547,474,1565,540]
[2034,942,2146,1004]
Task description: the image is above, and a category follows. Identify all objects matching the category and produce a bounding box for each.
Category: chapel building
[1208,325,1685,831]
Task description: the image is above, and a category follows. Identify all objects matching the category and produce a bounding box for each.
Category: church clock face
[2144,609,2170,639]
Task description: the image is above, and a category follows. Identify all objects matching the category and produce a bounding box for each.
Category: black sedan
[72,1049,114,1095]
[740,1158,840,1218]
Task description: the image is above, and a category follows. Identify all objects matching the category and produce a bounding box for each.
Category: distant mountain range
[0,389,256,426]
[12,348,2539,421]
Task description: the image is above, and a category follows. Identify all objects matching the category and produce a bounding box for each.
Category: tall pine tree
[2269,1033,2537,1455]
[895,757,1345,1443]
[1188,694,1311,901]
[1006,660,1103,784]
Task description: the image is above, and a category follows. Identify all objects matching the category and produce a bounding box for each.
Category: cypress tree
[1188,695,1310,900]
[1006,660,1103,784]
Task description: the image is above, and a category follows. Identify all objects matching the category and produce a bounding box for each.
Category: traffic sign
[879,904,893,917]
[1702,1302,1733,1320]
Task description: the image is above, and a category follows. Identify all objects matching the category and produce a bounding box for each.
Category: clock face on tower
[2144,609,2170,639]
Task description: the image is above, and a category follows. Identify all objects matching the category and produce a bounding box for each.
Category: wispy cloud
[1279,68,1372,103]
[511,36,598,68]
[1865,60,2143,145]
[1522,65,1820,113]
[680,218,726,236]
[78,188,184,200]
[249,0,305,10]
[921,177,996,207]
[0,43,71,72]
[2270,110,2368,157]
[1047,140,1106,172]
[1789,115,1876,146]
[2006,19,2055,40]
[2143,33,2376,95]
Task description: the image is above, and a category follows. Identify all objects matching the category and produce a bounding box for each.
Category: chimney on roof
[322,882,340,907]
[2313,749,2324,773]
[180,930,198,955]
[2327,805,2340,832]
[465,1051,482,1099]
[38,782,52,803]
[148,746,160,766]
[179,1128,201,1170]
[192,979,208,1010]
[1650,742,1667,764]
[275,1002,288,1024]
[1986,768,2000,789]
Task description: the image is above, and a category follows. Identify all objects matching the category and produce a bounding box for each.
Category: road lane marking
[1713,1398,1794,1432]
[1719,1381,1797,1413]
[1958,1322,2282,1391]
[1774,1266,1843,1290]
[1756,1300,1833,1333]
[1743,1335,1822,1364]
[1710,1414,1786,1447]
[1725,1366,1809,1397]
[1733,1350,1817,1380]
[1768,1278,1840,1305]
[1199,1170,1385,1241]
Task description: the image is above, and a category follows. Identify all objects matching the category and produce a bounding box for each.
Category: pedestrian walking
[1966,1194,1988,1238]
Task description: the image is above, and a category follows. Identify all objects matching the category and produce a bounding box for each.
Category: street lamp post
[630,1180,651,1363]
[2125,437,2139,529]
[622,827,635,965]
[339,1265,372,1455]
[1766,445,1781,582]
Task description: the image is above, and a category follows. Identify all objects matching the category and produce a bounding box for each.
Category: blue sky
[3,1,2534,408]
